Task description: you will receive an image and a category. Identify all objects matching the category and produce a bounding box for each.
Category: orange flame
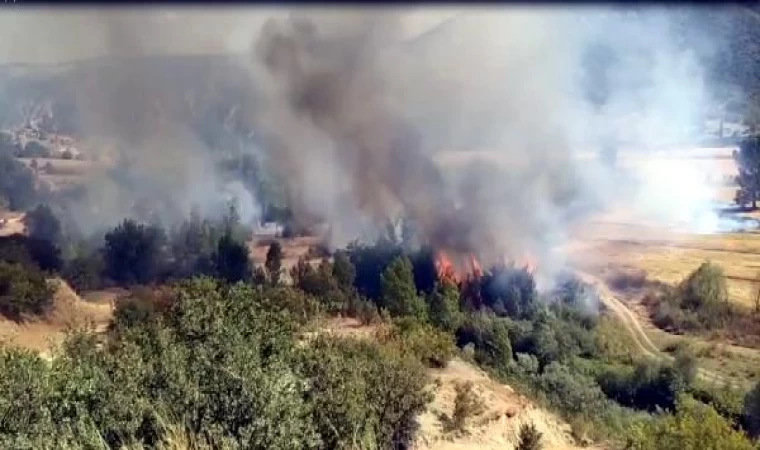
[435,251,459,284]
[517,253,538,275]
[469,253,483,278]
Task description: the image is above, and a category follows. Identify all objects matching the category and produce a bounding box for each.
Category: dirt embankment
[0,278,115,358]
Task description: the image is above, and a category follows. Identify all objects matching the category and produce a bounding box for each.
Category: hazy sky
[0,7,460,64]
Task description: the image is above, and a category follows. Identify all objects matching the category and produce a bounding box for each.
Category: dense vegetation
[0,278,432,449]
[644,261,760,347]
[2,215,760,448]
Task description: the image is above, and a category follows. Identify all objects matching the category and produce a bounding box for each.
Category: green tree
[103,219,167,285]
[734,137,760,209]
[24,203,61,245]
[380,255,427,320]
[0,152,37,211]
[62,252,104,292]
[428,281,463,332]
[331,250,356,290]
[212,233,251,283]
[0,261,54,318]
[265,241,284,286]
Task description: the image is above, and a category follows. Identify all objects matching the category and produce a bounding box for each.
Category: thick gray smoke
[0,7,727,282]
[247,8,718,283]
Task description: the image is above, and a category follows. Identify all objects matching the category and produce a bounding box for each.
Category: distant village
[0,102,83,160]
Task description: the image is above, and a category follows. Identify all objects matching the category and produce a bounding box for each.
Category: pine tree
[265,241,284,286]
[734,137,760,209]
[331,250,356,290]
[380,255,427,320]
[428,281,463,332]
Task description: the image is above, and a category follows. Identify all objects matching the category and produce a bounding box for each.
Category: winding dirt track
[575,270,734,386]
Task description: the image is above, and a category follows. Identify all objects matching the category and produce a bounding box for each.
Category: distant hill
[1,7,760,143]
[0,54,255,148]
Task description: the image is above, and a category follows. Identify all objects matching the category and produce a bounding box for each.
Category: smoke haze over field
[0,7,735,282]
[248,8,721,283]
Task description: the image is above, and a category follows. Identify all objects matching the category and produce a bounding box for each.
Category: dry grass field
[567,218,760,308]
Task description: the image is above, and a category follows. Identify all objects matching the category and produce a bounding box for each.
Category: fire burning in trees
[435,250,537,285]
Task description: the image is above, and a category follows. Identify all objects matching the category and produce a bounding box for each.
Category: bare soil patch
[0,279,114,357]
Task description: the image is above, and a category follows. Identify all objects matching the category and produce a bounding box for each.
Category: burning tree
[734,137,760,209]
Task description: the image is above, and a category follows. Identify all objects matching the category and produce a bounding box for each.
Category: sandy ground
[0,279,114,358]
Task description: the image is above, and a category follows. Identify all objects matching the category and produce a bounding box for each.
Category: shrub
[0,261,54,319]
[515,353,540,376]
[383,318,456,368]
[450,380,486,431]
[517,423,544,450]
[441,381,486,433]
[345,294,381,325]
[0,234,62,273]
[539,362,607,417]
[675,262,731,329]
[62,252,104,292]
[297,336,432,450]
[626,396,755,450]
[598,361,690,413]
[456,313,513,371]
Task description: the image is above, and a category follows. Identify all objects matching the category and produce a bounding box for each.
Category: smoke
[0,9,279,234]
[0,7,733,284]
[247,7,723,284]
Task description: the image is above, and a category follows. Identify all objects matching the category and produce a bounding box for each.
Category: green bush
[652,263,733,332]
[297,336,431,450]
[456,313,513,372]
[626,396,755,450]
[598,361,691,413]
[0,276,434,449]
[679,263,729,317]
[345,294,380,325]
[441,381,485,434]
[0,261,54,319]
[384,317,456,368]
[539,362,607,417]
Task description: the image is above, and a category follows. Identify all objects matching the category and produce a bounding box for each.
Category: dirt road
[575,270,734,386]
